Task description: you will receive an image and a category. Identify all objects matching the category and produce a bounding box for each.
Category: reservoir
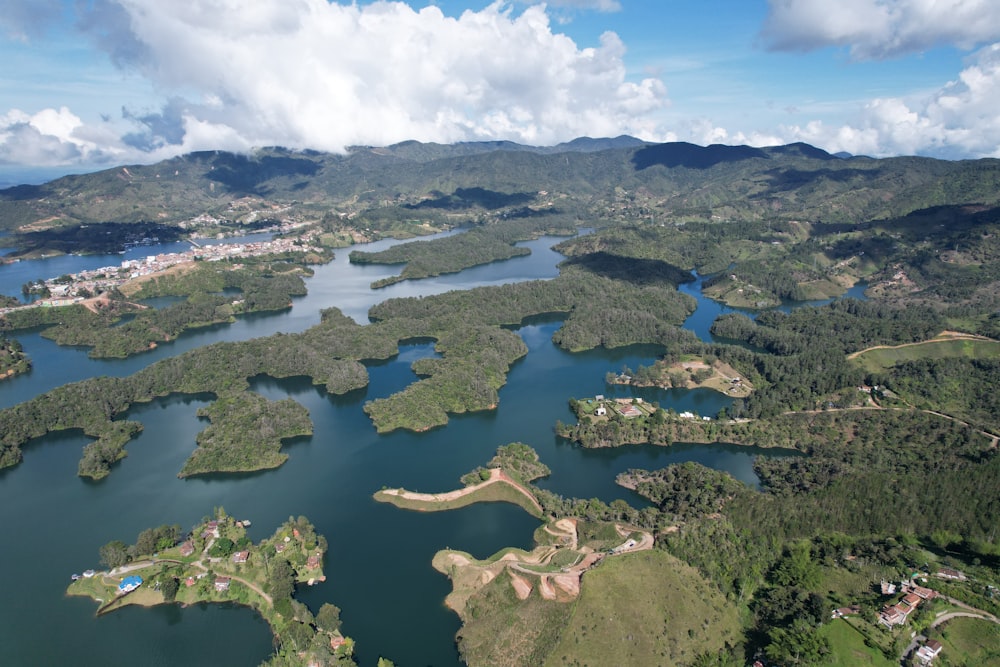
[0,232,828,666]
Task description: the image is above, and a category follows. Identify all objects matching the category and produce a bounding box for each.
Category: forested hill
[2,138,1000,234]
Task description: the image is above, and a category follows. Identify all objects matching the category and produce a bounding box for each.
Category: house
[936,568,966,581]
[306,554,322,569]
[881,580,897,595]
[908,584,937,600]
[618,404,642,418]
[879,604,907,627]
[179,541,195,557]
[214,576,231,592]
[185,577,196,587]
[916,639,943,663]
[275,542,287,553]
[232,550,250,564]
[832,605,861,618]
[595,405,607,416]
[901,592,922,609]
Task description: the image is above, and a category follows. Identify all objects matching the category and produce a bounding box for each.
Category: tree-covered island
[68,510,356,667]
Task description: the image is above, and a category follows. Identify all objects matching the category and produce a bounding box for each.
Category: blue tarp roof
[119,575,143,589]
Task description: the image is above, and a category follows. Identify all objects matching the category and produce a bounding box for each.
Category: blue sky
[1,1,999,181]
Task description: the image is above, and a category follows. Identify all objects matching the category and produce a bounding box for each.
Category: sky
[1,0,1000,182]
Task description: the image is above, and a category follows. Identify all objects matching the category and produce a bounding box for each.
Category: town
[5,233,324,315]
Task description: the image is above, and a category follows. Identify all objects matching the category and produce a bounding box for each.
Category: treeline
[371,270,696,353]
[711,299,945,357]
[617,462,748,521]
[349,217,574,287]
[100,523,182,568]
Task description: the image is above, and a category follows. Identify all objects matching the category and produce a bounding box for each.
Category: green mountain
[2,139,1000,237]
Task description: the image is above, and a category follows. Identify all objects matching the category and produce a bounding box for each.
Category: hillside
[3,140,1000,248]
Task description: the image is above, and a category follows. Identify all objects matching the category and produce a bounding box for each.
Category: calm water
[0,235,810,666]
[679,271,868,342]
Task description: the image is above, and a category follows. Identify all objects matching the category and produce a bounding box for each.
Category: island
[0,334,30,380]
[68,510,356,667]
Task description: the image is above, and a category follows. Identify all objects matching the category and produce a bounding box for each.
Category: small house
[179,541,195,557]
[916,639,943,663]
[594,405,607,417]
[306,554,322,569]
[936,568,966,581]
[879,604,906,627]
[214,577,231,592]
[232,550,249,564]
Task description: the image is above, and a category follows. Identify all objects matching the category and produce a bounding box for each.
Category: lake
[0,232,837,666]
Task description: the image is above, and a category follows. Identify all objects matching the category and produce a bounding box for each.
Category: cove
[1,234,804,667]
[680,271,869,342]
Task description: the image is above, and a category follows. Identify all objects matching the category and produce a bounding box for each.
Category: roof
[926,639,942,651]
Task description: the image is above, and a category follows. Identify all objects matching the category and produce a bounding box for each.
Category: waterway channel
[0,232,858,666]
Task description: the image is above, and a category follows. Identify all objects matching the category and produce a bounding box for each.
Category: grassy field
[849,336,1000,373]
[543,550,742,667]
[935,616,1000,666]
[455,570,574,667]
[820,619,895,667]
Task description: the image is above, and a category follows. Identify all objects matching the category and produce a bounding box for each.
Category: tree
[268,558,295,601]
[771,541,820,589]
[764,620,830,666]
[316,603,342,633]
[161,576,179,602]
[99,540,130,569]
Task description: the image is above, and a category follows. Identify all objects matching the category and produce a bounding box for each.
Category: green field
[820,619,895,667]
[935,616,1000,666]
[544,550,742,667]
[849,337,1000,373]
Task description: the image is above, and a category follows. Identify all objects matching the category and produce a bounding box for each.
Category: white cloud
[541,0,621,11]
[774,42,1000,157]
[0,1,666,166]
[0,107,134,166]
[762,0,1000,59]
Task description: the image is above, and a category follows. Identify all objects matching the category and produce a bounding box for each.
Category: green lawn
[820,619,895,667]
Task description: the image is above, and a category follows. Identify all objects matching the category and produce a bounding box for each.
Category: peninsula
[68,510,355,667]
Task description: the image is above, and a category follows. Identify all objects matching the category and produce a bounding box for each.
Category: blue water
[0,233,814,667]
